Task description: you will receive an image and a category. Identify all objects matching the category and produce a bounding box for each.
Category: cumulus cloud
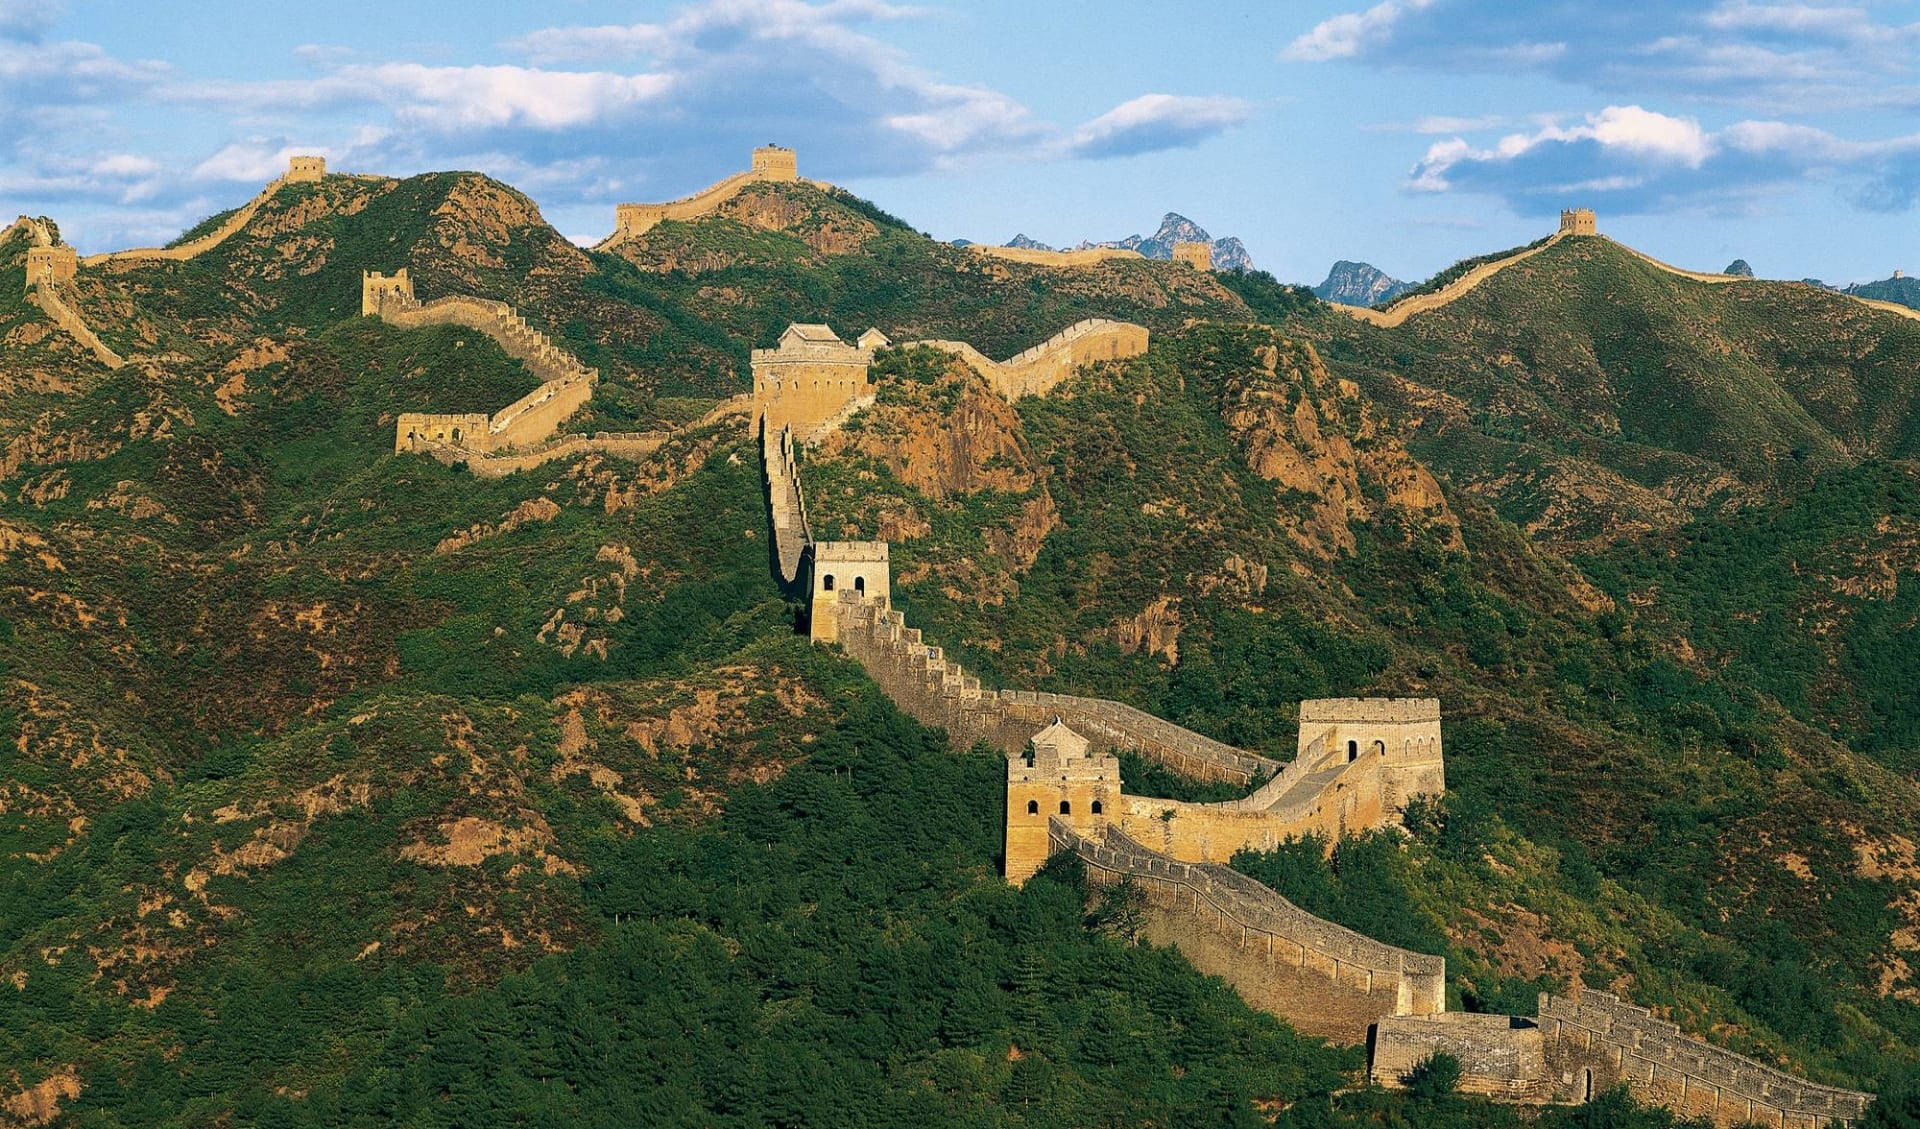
[1286,0,1920,111]
[1410,104,1920,214]
[1063,94,1251,159]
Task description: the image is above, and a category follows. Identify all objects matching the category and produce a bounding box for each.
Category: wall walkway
[764,422,813,584]
[1333,233,1566,328]
[79,176,289,266]
[909,317,1150,399]
[1539,993,1870,1128]
[1054,818,1445,1041]
[1611,240,1920,325]
[13,217,124,369]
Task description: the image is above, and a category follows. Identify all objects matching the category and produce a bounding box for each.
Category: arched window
[1372,740,1385,758]
[823,574,835,591]
[1059,800,1071,815]
[1347,740,1358,763]
[854,576,865,594]
[1090,800,1103,815]
[1026,800,1039,815]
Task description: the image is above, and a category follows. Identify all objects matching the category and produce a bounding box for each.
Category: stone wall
[78,156,320,266]
[1372,1014,1550,1101]
[599,145,813,248]
[911,318,1150,400]
[406,431,668,478]
[1538,993,1870,1128]
[375,286,601,460]
[829,592,1280,784]
[763,423,812,585]
[1055,819,1446,1043]
[968,245,1143,268]
[26,284,125,369]
[1333,233,1567,329]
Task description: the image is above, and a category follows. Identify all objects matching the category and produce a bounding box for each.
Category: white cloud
[1282,0,1437,62]
[1063,94,1252,159]
[1409,103,1920,213]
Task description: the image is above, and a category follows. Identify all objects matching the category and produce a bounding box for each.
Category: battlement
[23,244,76,291]
[1538,992,1870,1126]
[286,155,327,183]
[1172,240,1213,271]
[1559,208,1597,236]
[1299,697,1440,724]
[909,318,1149,400]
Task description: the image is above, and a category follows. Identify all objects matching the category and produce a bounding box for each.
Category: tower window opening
[1347,740,1358,762]
[1027,800,1039,815]
[1059,800,1071,815]
[1091,800,1103,815]
[854,576,865,594]
[823,574,835,591]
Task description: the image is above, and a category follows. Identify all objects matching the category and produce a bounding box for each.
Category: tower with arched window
[808,541,891,643]
[1005,720,1119,885]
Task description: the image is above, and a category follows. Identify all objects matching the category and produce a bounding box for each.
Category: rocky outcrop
[1723,258,1755,278]
[1314,260,1410,306]
[1220,339,1458,557]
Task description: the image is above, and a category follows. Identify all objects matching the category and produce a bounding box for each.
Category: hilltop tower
[1172,240,1213,271]
[809,541,890,643]
[23,244,77,292]
[361,269,415,316]
[286,156,327,183]
[1297,698,1444,818]
[751,323,888,436]
[1005,721,1120,885]
[1558,208,1597,236]
[751,145,798,181]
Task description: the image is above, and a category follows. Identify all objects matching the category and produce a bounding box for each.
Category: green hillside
[3,174,1919,1124]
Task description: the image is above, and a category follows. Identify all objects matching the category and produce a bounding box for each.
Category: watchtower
[1006,720,1120,885]
[1558,208,1597,236]
[23,244,77,292]
[361,269,415,316]
[1297,698,1444,815]
[1172,240,1213,271]
[751,323,887,436]
[809,541,890,643]
[751,145,798,182]
[286,156,327,183]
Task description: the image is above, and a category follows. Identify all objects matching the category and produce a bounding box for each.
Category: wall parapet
[830,592,1277,785]
[764,422,812,584]
[907,317,1149,400]
[1052,818,1446,1016]
[1299,697,1441,724]
[1538,993,1870,1126]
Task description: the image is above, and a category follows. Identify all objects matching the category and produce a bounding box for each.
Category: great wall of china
[1338,206,1920,329]
[362,268,674,477]
[593,145,828,251]
[0,140,1890,1121]
[751,296,1874,1124]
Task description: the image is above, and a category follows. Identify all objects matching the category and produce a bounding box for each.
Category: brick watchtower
[1558,208,1597,236]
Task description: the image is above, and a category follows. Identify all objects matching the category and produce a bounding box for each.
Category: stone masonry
[751,323,888,439]
[1172,240,1213,271]
[1560,207,1597,236]
[602,145,806,248]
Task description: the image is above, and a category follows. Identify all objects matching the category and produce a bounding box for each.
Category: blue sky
[3,0,1918,286]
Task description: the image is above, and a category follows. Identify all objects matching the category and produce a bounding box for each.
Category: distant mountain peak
[989,212,1252,270]
[1724,259,1754,278]
[1314,260,1410,307]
